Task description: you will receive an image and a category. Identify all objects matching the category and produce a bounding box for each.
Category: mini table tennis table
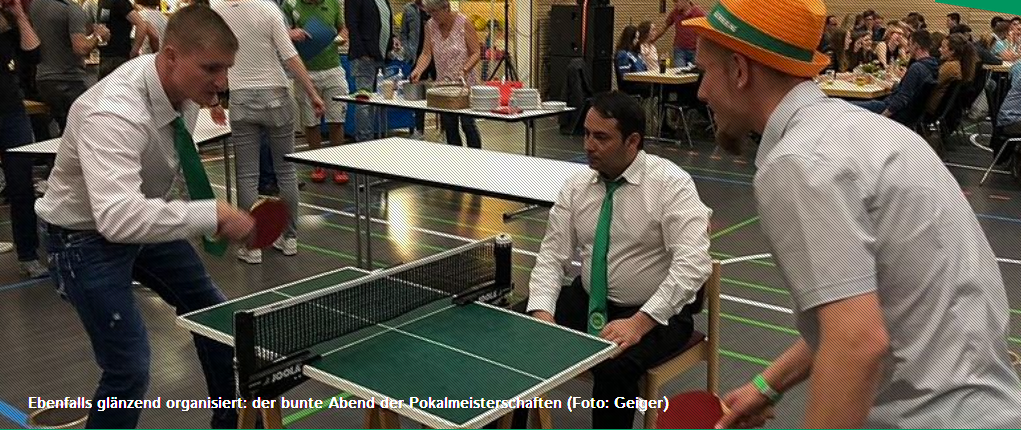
[179,266,616,429]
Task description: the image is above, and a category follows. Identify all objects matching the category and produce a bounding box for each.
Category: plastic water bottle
[375,69,385,95]
[395,70,405,98]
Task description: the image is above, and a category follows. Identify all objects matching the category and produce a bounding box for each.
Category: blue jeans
[45,227,237,428]
[673,48,695,67]
[852,99,889,114]
[1,109,39,262]
[351,57,384,141]
[440,114,482,149]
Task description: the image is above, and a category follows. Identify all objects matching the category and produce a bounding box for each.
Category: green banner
[937,0,1021,16]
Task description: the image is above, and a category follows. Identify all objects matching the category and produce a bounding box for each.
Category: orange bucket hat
[682,0,830,77]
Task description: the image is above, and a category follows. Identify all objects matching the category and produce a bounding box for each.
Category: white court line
[945,162,1009,175]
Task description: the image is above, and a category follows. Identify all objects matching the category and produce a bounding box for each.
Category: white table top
[333,94,574,122]
[624,68,699,85]
[10,108,231,156]
[285,137,590,206]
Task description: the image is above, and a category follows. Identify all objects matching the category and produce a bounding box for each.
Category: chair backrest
[934,80,963,121]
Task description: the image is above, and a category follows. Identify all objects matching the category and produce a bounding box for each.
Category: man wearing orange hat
[684,0,1021,427]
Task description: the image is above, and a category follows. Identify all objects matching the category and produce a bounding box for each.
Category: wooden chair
[531,260,722,429]
[641,260,721,428]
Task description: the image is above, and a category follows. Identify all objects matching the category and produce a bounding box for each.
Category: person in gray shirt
[29,0,108,133]
[687,0,1021,427]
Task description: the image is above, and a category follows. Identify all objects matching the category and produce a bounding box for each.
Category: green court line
[1012,309,1021,316]
[283,392,353,426]
[720,349,772,367]
[1010,337,1021,346]
[711,216,760,240]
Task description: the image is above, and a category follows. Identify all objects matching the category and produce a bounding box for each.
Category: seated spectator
[849,30,878,69]
[827,28,851,72]
[927,33,976,115]
[992,21,1020,61]
[946,12,961,31]
[614,25,647,95]
[852,30,939,123]
[929,32,946,58]
[876,24,910,68]
[992,62,1021,160]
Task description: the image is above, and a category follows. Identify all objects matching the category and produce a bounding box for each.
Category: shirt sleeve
[269,3,299,61]
[754,155,878,312]
[640,174,713,324]
[77,112,218,244]
[886,62,926,114]
[526,177,579,316]
[335,0,344,29]
[69,4,90,35]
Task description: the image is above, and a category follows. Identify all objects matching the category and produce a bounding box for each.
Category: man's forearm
[761,338,813,393]
[804,339,883,427]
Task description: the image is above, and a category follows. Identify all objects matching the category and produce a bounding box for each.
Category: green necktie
[588,179,624,335]
[172,116,227,256]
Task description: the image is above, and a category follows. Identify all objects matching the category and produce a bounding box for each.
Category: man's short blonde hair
[164,5,238,53]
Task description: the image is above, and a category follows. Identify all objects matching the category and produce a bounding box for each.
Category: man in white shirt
[35,6,254,428]
[527,91,713,428]
[686,0,1021,427]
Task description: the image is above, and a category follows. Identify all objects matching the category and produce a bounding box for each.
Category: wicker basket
[426,85,470,110]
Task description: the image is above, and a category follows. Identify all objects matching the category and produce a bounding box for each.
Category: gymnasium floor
[0,116,1019,428]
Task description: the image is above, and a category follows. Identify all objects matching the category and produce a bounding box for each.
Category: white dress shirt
[35,55,218,243]
[213,0,298,90]
[527,151,713,325]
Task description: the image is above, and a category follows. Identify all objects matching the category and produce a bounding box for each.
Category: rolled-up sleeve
[78,112,218,243]
[754,155,878,312]
[526,178,578,316]
[640,175,713,324]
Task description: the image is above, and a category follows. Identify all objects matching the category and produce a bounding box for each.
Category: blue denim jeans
[673,48,695,67]
[852,99,888,114]
[351,57,384,141]
[45,226,237,428]
[0,110,39,262]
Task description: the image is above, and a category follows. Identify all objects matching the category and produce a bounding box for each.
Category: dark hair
[991,16,1005,29]
[636,21,653,44]
[165,5,238,52]
[909,29,933,51]
[945,33,977,82]
[949,24,972,35]
[863,10,876,19]
[929,32,945,57]
[947,13,960,24]
[590,91,646,147]
[994,21,1011,37]
[616,25,639,53]
[1013,17,1021,24]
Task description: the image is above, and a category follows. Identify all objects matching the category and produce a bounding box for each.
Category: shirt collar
[143,55,191,127]
[756,81,826,168]
[589,150,647,186]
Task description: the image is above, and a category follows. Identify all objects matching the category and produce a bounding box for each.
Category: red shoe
[333,171,349,185]
[310,167,326,183]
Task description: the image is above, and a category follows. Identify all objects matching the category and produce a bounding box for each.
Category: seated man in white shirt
[527,91,713,428]
[35,6,254,428]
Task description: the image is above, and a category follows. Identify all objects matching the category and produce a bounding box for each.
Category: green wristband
[752,374,783,404]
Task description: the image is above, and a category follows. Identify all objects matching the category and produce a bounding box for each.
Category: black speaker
[548,5,614,60]
[547,55,577,100]
[586,6,614,60]
[590,57,612,93]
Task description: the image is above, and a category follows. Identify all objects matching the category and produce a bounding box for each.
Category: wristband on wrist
[752,374,783,404]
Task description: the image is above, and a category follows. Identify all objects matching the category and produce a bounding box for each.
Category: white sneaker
[273,237,298,256]
[236,247,262,264]
[20,260,49,279]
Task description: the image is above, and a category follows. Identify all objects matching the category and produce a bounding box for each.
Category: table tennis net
[233,235,512,398]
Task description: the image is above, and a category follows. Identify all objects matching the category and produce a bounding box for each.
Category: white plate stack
[470,86,500,111]
[510,88,541,110]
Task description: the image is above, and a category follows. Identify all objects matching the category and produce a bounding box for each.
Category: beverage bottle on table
[375,69,385,95]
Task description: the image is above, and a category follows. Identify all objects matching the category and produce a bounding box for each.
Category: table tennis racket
[656,390,727,429]
[248,198,288,249]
